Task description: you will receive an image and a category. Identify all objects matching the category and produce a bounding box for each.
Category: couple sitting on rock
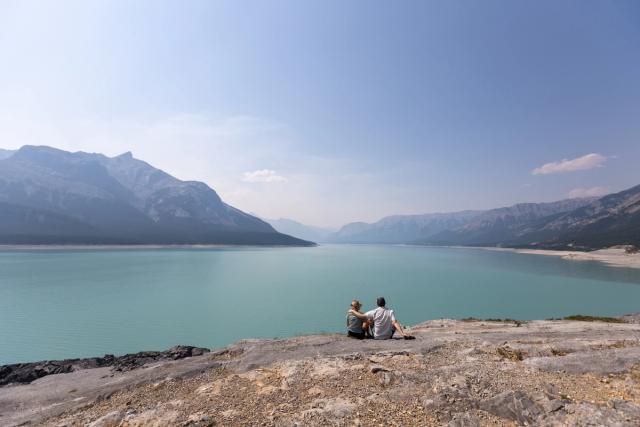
[346,297,414,340]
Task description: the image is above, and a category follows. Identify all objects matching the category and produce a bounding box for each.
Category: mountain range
[327,211,482,244]
[322,186,640,250]
[1,145,638,250]
[419,198,598,247]
[0,146,311,245]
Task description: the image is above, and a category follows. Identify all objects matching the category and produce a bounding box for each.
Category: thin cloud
[243,169,288,183]
[567,186,609,198]
[532,153,606,175]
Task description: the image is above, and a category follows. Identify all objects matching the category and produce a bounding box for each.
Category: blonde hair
[351,300,362,310]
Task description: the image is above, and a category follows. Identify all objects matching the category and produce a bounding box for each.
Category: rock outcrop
[1,318,640,426]
[0,346,209,386]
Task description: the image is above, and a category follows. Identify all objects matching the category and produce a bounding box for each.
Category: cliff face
[2,316,640,426]
[420,198,597,247]
[519,184,640,249]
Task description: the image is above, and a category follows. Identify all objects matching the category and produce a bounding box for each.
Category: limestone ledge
[1,316,640,426]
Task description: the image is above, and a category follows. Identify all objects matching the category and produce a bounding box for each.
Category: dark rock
[0,345,210,386]
[0,361,73,386]
[168,345,209,359]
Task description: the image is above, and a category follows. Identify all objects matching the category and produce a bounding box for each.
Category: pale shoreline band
[501,247,640,270]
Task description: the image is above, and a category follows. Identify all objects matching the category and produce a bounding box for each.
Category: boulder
[0,361,73,386]
[0,345,210,385]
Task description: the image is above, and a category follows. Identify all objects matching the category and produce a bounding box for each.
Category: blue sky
[1,1,639,227]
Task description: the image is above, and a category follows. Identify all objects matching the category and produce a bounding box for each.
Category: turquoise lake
[1,244,640,365]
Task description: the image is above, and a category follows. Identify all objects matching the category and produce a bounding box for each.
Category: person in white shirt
[349,297,413,340]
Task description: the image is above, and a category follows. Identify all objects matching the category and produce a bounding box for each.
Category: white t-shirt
[365,307,396,339]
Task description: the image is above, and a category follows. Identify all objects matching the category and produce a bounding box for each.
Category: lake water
[1,244,640,365]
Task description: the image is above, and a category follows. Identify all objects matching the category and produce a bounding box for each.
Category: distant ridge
[264,218,334,243]
[0,149,15,160]
[330,186,640,250]
[327,211,484,244]
[508,184,640,250]
[416,185,640,250]
[0,146,313,246]
[420,198,597,248]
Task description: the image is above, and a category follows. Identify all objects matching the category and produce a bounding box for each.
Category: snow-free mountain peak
[0,145,312,245]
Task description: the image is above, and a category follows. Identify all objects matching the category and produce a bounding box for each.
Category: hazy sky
[1,1,639,228]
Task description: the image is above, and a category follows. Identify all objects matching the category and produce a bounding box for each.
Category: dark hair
[376,297,386,307]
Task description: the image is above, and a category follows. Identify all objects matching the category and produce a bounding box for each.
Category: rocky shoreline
[1,315,640,426]
[0,346,210,387]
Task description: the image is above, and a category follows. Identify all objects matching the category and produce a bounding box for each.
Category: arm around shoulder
[349,309,368,321]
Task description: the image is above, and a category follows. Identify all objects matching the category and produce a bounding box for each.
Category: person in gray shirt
[346,300,369,339]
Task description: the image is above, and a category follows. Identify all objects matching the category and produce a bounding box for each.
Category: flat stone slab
[1,318,639,426]
[526,347,640,374]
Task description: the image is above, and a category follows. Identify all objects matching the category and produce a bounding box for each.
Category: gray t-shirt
[365,307,396,339]
[346,312,364,333]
